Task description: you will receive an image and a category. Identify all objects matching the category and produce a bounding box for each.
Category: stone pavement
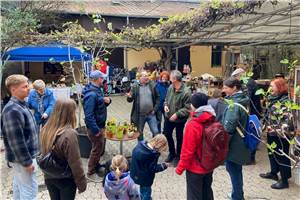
[1,95,300,200]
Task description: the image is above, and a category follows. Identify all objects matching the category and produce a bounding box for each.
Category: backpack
[199,120,230,171]
[233,103,262,152]
[243,114,262,152]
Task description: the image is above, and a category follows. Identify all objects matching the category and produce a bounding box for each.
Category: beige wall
[190,46,223,77]
[127,48,160,70]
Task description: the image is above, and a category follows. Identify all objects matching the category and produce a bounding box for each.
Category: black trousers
[45,178,77,200]
[186,171,214,200]
[267,135,291,181]
[163,119,186,157]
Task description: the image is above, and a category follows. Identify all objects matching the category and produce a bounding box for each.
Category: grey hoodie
[194,105,216,117]
[104,172,140,200]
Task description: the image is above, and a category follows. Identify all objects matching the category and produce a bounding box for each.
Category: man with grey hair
[28,79,56,126]
[164,70,191,164]
[2,74,39,199]
[127,70,160,141]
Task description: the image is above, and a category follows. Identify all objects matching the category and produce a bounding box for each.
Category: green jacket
[164,83,191,123]
[222,92,251,165]
[127,81,160,126]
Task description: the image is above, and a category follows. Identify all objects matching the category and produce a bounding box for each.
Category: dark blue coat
[130,141,167,187]
[155,81,170,112]
[28,88,56,125]
[82,83,110,134]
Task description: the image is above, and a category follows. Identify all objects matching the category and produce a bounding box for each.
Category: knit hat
[89,70,107,79]
[231,68,245,77]
[191,92,208,109]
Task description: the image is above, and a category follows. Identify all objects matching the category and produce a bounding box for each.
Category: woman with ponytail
[104,155,140,200]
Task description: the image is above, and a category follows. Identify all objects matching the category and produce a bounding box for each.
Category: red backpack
[198,120,229,171]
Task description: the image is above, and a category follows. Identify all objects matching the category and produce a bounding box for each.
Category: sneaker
[86,173,102,183]
[165,154,176,163]
[259,172,278,181]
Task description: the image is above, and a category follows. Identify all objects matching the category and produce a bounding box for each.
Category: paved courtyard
[1,95,300,200]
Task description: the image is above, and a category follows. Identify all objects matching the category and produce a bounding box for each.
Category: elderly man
[28,79,56,126]
[164,70,191,164]
[82,70,111,180]
[2,74,39,199]
[127,70,160,141]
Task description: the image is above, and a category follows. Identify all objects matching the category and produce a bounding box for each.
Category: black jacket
[127,81,160,126]
[130,141,167,187]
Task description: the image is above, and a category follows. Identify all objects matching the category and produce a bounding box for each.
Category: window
[211,45,222,67]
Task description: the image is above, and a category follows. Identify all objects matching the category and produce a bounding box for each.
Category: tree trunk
[62,63,75,86]
[160,47,173,71]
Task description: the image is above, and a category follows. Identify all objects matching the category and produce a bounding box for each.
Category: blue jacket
[82,83,110,134]
[104,171,140,200]
[155,81,170,112]
[28,88,56,125]
[130,141,167,187]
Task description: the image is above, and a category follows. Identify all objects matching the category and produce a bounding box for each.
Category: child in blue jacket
[130,134,169,200]
[104,155,140,200]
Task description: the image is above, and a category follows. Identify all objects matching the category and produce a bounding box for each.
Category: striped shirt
[1,97,39,166]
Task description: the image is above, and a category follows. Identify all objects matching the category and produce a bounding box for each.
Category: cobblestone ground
[1,95,300,200]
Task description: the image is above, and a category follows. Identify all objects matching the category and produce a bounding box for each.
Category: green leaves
[267,141,277,153]
[107,22,113,31]
[255,88,265,95]
[92,14,102,24]
[280,59,289,64]
[211,0,221,9]
[224,99,235,110]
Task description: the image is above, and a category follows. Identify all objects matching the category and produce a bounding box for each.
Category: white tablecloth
[49,87,71,100]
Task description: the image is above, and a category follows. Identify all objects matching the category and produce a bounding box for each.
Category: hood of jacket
[82,83,102,97]
[191,105,216,124]
[104,172,131,195]
[226,91,249,107]
[135,141,160,160]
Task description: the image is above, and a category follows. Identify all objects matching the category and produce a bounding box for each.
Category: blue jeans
[12,159,38,200]
[140,186,152,200]
[225,160,244,200]
[138,113,159,141]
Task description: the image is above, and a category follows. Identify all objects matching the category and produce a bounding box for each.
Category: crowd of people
[1,66,296,200]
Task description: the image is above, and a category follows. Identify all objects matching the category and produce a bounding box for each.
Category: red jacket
[176,111,215,175]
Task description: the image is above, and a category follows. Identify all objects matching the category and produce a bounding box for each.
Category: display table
[105,132,140,155]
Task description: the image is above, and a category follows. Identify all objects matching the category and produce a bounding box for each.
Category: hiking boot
[173,157,180,167]
[165,154,176,163]
[271,180,289,189]
[245,160,256,165]
[259,172,278,181]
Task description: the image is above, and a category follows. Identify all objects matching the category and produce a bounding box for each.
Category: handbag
[37,145,72,179]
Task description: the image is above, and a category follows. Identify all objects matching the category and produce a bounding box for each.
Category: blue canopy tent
[3,45,92,76]
[3,45,91,62]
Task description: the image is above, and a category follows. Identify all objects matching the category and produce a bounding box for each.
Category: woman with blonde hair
[39,99,87,200]
[28,79,56,126]
[104,155,140,200]
[130,134,169,200]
